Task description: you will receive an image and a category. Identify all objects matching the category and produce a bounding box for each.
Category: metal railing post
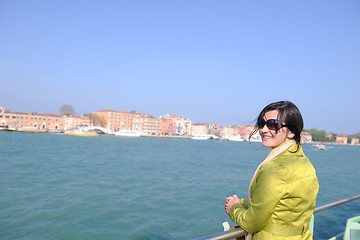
[196,194,360,240]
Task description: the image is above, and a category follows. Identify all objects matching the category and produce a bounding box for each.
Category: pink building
[163,114,192,136]
[351,138,359,145]
[239,125,254,137]
[160,118,176,135]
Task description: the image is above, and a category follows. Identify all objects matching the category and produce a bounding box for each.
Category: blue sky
[1,1,359,134]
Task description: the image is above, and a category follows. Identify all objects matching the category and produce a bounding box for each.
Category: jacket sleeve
[228,164,285,233]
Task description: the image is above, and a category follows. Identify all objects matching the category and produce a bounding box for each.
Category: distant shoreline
[306,141,360,146]
[2,130,359,146]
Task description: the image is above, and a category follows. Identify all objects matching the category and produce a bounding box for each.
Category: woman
[225,101,319,240]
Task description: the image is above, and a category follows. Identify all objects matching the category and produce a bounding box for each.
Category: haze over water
[1,132,359,239]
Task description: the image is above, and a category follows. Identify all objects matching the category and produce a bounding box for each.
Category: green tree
[304,128,328,142]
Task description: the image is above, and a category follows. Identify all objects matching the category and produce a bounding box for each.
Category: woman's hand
[225,194,241,214]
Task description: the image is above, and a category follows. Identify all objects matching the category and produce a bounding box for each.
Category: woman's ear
[288,131,295,139]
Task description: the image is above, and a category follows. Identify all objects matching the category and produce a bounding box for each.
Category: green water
[1,132,359,239]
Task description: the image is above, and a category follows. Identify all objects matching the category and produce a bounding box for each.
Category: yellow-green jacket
[228,144,319,240]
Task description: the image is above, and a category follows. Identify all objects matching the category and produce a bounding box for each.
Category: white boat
[64,130,98,137]
[191,134,212,140]
[249,132,262,142]
[228,136,245,142]
[328,214,360,240]
[114,129,142,137]
[313,144,326,150]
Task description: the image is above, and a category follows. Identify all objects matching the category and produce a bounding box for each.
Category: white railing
[196,194,360,240]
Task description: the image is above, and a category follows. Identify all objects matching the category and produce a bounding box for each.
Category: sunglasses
[259,119,287,131]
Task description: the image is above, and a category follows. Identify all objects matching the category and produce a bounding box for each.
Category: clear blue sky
[1,1,359,134]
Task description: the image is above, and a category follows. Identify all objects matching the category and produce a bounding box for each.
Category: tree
[59,104,76,116]
[304,128,328,142]
[87,113,105,127]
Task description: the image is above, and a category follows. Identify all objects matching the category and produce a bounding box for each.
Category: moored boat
[191,134,212,140]
[249,133,262,142]
[4,127,45,133]
[64,130,99,137]
[227,136,245,142]
[114,129,142,137]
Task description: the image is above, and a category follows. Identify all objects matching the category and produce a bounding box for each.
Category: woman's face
[259,110,294,148]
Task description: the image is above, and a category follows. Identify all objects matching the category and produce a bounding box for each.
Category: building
[163,114,192,136]
[91,110,166,134]
[0,107,65,130]
[91,110,135,132]
[142,114,161,135]
[351,138,359,145]
[132,112,144,133]
[160,118,176,136]
[64,115,84,130]
[191,123,209,136]
[81,114,92,127]
[222,125,240,138]
[239,125,254,138]
[208,124,222,137]
[336,135,348,145]
[301,131,312,143]
[326,133,334,141]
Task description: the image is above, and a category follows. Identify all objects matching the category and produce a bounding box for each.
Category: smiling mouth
[262,136,272,139]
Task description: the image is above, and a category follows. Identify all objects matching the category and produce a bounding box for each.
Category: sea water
[0,132,359,240]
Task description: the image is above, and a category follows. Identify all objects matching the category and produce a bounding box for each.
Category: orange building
[0,107,65,130]
[142,114,161,135]
[92,110,135,132]
[132,112,144,133]
[191,123,209,136]
[91,110,165,134]
[301,131,312,143]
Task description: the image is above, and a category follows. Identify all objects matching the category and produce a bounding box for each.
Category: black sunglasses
[259,119,287,131]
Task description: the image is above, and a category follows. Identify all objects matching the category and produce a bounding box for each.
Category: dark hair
[250,101,304,145]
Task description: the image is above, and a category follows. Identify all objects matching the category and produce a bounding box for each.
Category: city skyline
[1,1,359,135]
[1,104,358,136]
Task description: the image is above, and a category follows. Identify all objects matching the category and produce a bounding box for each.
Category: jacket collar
[267,140,302,157]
